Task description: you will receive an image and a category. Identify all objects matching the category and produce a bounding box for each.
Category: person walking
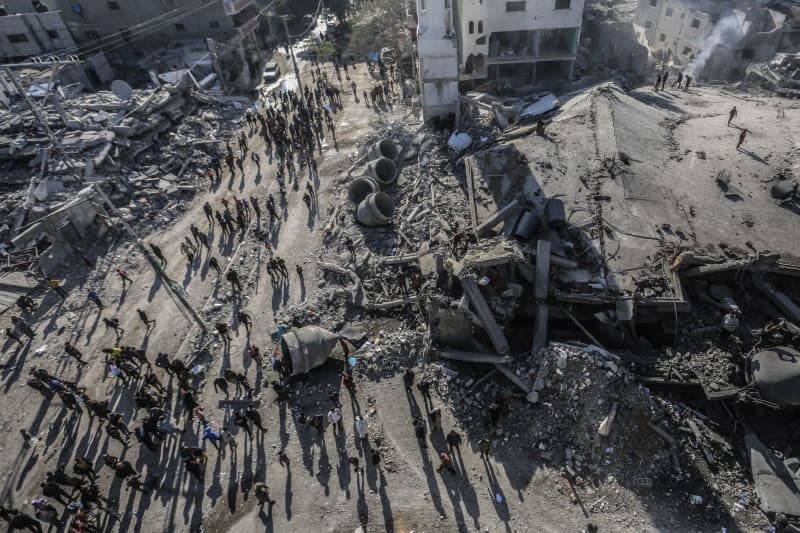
[46,278,67,299]
[137,309,156,329]
[216,322,232,343]
[430,407,442,433]
[11,316,34,339]
[254,483,275,507]
[237,311,252,335]
[478,437,491,457]
[355,414,368,440]
[117,268,133,287]
[233,412,252,438]
[103,317,124,338]
[226,269,242,293]
[149,244,167,267]
[209,256,222,276]
[87,290,103,310]
[737,128,749,150]
[202,425,221,451]
[64,341,86,364]
[437,451,456,473]
[446,429,462,451]
[728,106,738,126]
[413,416,427,448]
[5,328,23,346]
[327,407,343,435]
[403,367,415,392]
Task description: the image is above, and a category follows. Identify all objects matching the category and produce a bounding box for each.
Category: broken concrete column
[753,276,800,323]
[280,326,341,375]
[460,275,511,355]
[476,199,520,236]
[366,157,398,187]
[545,198,567,230]
[512,209,539,241]
[356,192,394,226]
[348,176,381,204]
[367,138,399,161]
[532,238,551,352]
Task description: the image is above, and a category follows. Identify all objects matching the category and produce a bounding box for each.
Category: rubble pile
[421,344,682,484]
[0,79,243,245]
[746,53,800,98]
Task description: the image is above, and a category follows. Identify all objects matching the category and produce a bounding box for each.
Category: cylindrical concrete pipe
[280,326,341,376]
[348,176,381,204]
[366,157,398,187]
[356,192,395,226]
[545,198,567,230]
[367,138,399,161]
[512,209,539,241]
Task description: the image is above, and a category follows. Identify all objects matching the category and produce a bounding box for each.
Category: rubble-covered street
[0,1,799,533]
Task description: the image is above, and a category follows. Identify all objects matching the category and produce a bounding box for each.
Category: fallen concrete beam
[380,252,419,265]
[437,350,512,364]
[532,302,549,353]
[476,200,520,236]
[365,297,416,310]
[753,276,800,323]
[494,363,531,393]
[460,275,511,355]
[560,305,604,349]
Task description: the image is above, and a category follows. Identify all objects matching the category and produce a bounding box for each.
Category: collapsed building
[288,79,800,529]
[634,0,800,81]
[0,61,251,296]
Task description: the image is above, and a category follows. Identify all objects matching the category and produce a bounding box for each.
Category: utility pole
[90,184,208,333]
[279,14,323,153]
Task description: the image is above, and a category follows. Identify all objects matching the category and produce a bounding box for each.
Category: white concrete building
[634,0,715,64]
[416,0,460,120]
[454,0,585,86]
[416,0,585,118]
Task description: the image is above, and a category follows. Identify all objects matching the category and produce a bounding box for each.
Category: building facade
[416,0,459,120]
[633,0,715,64]
[0,0,270,62]
[634,0,798,80]
[0,9,76,59]
[416,0,585,118]
[454,0,585,86]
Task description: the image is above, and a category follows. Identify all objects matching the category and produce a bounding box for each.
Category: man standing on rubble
[684,75,692,92]
[344,237,356,263]
[654,74,661,93]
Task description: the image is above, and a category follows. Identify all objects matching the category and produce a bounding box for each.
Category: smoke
[687,13,744,78]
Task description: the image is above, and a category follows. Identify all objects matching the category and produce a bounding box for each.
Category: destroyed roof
[470,82,800,297]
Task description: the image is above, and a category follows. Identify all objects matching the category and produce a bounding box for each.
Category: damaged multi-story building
[634,0,800,80]
[416,0,586,119]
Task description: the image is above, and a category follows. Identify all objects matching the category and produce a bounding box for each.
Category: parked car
[262,62,280,82]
